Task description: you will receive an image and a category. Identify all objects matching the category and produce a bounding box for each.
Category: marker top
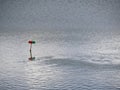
[28,40,36,44]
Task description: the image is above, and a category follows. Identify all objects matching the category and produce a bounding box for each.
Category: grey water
[1,30,120,90]
[1,0,120,89]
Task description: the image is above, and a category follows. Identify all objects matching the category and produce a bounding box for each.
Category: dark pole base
[29,57,35,60]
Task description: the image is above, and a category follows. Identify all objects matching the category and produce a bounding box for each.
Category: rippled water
[0,30,120,90]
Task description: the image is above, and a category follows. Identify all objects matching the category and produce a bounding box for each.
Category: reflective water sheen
[0,30,120,90]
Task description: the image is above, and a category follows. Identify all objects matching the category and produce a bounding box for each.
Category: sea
[0,29,120,90]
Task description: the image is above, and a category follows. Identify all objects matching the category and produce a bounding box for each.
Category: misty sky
[0,0,120,31]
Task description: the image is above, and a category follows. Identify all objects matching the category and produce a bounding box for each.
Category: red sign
[28,40,36,44]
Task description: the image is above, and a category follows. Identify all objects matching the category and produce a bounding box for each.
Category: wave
[36,55,120,70]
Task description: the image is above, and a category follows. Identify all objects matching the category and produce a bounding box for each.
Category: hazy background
[0,0,120,32]
[1,0,120,90]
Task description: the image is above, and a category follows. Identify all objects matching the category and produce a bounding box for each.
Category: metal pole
[30,44,32,58]
[28,40,35,60]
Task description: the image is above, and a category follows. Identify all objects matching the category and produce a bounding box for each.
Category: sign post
[28,40,36,60]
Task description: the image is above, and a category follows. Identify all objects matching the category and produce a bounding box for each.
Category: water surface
[0,30,120,90]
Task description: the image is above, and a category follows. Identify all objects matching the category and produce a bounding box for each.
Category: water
[0,30,120,90]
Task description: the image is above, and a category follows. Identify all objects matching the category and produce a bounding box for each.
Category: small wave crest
[35,55,120,69]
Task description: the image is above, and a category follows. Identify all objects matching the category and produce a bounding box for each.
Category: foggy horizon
[0,0,120,32]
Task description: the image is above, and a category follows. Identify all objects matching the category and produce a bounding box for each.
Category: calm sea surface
[0,30,120,90]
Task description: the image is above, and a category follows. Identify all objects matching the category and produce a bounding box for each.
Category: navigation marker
[28,40,36,60]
